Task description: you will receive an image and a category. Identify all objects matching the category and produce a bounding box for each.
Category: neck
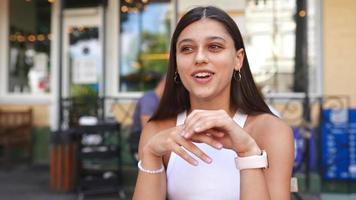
[189,95,234,116]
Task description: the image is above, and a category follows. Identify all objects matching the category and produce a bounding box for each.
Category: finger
[186,109,226,124]
[186,116,225,138]
[203,129,225,138]
[183,110,207,136]
[184,111,215,137]
[185,109,205,122]
[180,139,213,164]
[191,133,223,149]
[172,143,199,166]
[175,125,186,137]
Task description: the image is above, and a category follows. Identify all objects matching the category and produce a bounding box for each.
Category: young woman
[133,6,294,200]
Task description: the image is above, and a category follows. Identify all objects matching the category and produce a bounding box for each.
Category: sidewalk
[0,164,134,200]
[1,164,355,200]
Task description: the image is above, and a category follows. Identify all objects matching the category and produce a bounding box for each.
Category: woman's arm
[244,114,294,200]
[133,122,166,200]
[133,120,221,200]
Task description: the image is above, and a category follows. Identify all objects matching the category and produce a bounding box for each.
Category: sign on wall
[72,58,98,84]
[321,109,356,180]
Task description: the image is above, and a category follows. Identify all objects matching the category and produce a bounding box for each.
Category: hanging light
[298,9,306,18]
[28,34,36,42]
[37,34,46,41]
[16,35,25,42]
[121,5,129,13]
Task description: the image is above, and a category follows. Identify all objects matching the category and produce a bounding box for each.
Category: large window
[8,0,52,94]
[245,0,296,93]
[119,0,172,92]
[245,0,320,94]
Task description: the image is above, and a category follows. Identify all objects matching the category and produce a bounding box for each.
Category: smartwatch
[235,150,268,170]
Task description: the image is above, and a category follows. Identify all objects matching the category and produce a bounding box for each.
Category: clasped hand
[144,110,259,166]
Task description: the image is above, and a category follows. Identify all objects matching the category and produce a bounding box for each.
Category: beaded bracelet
[138,160,165,174]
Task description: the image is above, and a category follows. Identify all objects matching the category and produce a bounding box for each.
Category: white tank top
[167,111,247,200]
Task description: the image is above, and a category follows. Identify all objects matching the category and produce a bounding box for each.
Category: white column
[50,0,61,130]
[0,0,9,99]
[105,0,120,97]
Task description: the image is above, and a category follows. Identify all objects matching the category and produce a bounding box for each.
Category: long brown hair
[151,6,272,121]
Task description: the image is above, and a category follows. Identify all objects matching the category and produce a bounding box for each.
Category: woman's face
[176,18,244,101]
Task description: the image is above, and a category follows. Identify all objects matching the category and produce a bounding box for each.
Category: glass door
[62,7,103,126]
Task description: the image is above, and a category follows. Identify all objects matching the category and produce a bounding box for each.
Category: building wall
[0,104,49,126]
[324,0,356,107]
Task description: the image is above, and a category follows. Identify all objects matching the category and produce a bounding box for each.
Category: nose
[195,47,208,65]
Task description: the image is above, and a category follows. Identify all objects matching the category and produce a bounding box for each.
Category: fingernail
[205,157,212,163]
[193,160,199,166]
[216,143,223,149]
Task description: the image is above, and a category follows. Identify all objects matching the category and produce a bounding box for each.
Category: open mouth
[191,71,215,84]
[192,71,215,79]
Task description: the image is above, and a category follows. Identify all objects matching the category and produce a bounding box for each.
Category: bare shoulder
[247,113,295,184]
[247,113,293,139]
[246,113,294,155]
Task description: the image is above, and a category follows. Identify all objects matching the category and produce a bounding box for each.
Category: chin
[191,91,215,100]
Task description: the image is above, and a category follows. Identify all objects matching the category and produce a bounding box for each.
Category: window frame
[111,0,177,97]
[0,0,52,104]
[245,0,323,99]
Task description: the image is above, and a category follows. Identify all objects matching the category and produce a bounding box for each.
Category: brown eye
[180,46,193,53]
[209,44,223,52]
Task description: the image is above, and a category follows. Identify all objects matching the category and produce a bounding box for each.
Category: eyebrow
[177,36,226,46]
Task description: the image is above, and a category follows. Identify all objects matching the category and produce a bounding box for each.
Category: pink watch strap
[235,150,268,170]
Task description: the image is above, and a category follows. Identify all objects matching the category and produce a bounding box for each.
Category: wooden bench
[0,108,33,163]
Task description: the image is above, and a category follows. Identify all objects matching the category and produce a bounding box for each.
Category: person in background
[129,76,166,160]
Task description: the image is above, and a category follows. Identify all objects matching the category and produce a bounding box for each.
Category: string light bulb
[121,5,129,13]
[299,9,306,17]
[37,34,46,41]
[28,34,36,42]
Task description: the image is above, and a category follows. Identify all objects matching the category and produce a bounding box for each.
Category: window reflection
[8,0,51,94]
[245,0,296,93]
[119,0,171,92]
[69,27,100,98]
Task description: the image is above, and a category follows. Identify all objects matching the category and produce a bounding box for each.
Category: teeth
[194,72,212,78]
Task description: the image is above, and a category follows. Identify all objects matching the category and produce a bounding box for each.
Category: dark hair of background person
[151,6,272,121]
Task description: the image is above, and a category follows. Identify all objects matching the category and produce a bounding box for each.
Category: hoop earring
[233,70,241,81]
[174,72,181,84]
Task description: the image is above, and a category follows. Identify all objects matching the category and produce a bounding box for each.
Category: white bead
[138,160,165,174]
